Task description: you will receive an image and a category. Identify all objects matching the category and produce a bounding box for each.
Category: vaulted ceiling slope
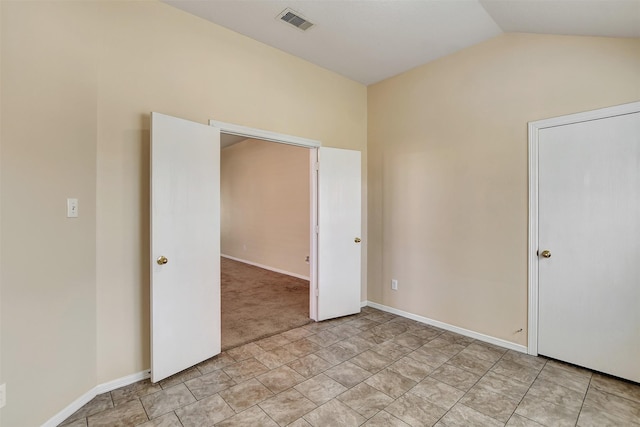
[162,0,640,85]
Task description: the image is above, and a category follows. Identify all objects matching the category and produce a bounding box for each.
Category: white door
[150,112,221,382]
[538,111,640,382]
[317,147,362,321]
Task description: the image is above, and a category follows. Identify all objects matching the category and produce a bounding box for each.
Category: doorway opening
[212,120,322,350]
[150,113,362,382]
[219,135,313,349]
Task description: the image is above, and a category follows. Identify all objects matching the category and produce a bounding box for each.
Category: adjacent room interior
[219,136,312,349]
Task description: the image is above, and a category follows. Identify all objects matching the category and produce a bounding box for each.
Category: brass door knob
[354,237,361,243]
[540,250,551,258]
[157,256,169,265]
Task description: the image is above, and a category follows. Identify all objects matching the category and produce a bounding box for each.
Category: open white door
[150,112,221,382]
[316,147,362,321]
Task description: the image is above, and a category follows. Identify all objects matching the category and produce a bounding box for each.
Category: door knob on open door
[157,256,169,265]
[354,237,361,243]
[540,250,551,258]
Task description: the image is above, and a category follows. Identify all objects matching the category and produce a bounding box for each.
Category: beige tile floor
[61,307,640,426]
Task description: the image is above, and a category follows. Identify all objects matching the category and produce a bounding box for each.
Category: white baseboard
[222,254,310,281]
[365,301,528,354]
[94,370,151,395]
[42,370,150,427]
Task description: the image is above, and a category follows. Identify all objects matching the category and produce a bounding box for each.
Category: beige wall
[1,2,99,426]
[0,1,366,425]
[221,139,311,278]
[368,33,640,347]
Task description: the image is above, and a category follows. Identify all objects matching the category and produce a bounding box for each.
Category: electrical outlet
[0,383,6,409]
[391,279,398,291]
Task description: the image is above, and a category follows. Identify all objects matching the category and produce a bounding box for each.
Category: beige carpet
[221,257,311,350]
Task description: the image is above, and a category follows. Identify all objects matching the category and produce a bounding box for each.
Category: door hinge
[315,288,319,297]
[315,162,319,171]
[315,225,319,234]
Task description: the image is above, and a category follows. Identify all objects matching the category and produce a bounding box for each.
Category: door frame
[527,101,640,355]
[210,120,322,321]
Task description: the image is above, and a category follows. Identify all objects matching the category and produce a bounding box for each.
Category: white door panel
[538,111,640,382]
[151,112,221,382]
[317,147,362,321]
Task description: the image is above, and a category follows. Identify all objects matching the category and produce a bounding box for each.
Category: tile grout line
[501,353,548,427]
[288,314,405,423]
[432,345,510,426]
[574,375,594,427]
[138,396,152,425]
[169,410,186,427]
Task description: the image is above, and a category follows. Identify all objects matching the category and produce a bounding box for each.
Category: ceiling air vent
[277,8,314,31]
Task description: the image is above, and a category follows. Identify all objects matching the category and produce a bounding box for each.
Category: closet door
[537,110,640,382]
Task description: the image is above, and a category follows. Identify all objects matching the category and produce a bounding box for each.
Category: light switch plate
[67,198,78,218]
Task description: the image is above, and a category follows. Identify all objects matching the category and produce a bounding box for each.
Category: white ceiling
[163,0,640,85]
